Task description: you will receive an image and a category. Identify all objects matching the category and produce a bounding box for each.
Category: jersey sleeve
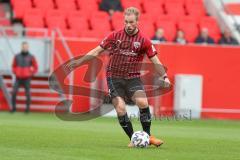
[144,38,157,58]
[99,32,115,50]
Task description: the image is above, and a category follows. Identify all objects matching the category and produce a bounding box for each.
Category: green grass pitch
[0,112,240,160]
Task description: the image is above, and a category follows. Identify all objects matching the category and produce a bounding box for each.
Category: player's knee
[135,99,148,108]
[115,105,126,116]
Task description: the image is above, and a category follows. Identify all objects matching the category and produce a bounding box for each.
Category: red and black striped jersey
[100,28,157,79]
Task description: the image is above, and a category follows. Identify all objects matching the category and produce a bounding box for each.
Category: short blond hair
[124,7,140,21]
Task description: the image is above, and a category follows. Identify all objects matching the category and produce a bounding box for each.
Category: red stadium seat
[139,24,155,38]
[140,14,155,28]
[33,0,55,12]
[121,0,142,10]
[77,0,99,12]
[79,29,110,39]
[59,29,79,38]
[200,17,219,29]
[12,1,32,19]
[46,16,67,30]
[184,0,203,5]
[186,3,206,17]
[142,0,165,9]
[141,13,165,25]
[56,0,77,10]
[55,0,76,6]
[91,11,109,20]
[68,17,89,31]
[90,19,111,32]
[165,2,186,16]
[177,21,199,42]
[80,6,99,15]
[155,14,177,26]
[112,19,123,30]
[73,6,97,19]
[23,9,44,28]
[142,2,164,16]
[46,9,67,19]
[111,12,123,30]
[11,0,32,8]
[111,11,123,20]
[155,20,176,41]
[76,0,98,5]
[67,10,90,20]
[140,14,155,22]
[177,15,199,25]
[89,11,111,31]
[165,0,185,4]
[24,8,44,16]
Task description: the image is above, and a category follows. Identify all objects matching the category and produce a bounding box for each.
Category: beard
[125,27,137,35]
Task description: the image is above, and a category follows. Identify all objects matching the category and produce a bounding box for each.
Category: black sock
[139,107,151,136]
[118,113,134,140]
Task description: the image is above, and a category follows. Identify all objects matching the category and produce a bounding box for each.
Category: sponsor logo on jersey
[133,42,141,49]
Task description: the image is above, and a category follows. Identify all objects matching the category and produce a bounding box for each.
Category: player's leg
[132,90,152,136]
[23,78,31,113]
[112,96,134,140]
[128,78,164,147]
[107,78,134,140]
[11,78,20,112]
[126,78,151,135]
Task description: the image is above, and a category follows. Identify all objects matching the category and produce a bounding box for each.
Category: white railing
[0,26,52,74]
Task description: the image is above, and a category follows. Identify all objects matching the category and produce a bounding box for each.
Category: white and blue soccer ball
[131,131,150,148]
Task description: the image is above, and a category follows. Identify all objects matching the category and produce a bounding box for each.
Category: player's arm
[67,46,104,69]
[149,55,171,85]
[144,38,171,85]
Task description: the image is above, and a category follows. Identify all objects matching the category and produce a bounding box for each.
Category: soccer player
[68,7,171,147]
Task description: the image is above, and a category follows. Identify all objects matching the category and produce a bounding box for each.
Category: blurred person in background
[218,30,239,45]
[174,30,187,44]
[11,42,38,113]
[152,28,167,42]
[195,28,215,44]
[99,0,123,16]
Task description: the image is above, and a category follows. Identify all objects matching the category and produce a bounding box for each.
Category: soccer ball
[131,131,150,148]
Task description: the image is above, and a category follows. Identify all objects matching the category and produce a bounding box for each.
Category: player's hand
[157,75,171,89]
[163,77,171,88]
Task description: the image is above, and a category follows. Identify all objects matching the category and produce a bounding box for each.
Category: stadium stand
[5,0,226,42]
[177,17,199,42]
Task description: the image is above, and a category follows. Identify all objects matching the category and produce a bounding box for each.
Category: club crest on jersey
[133,42,141,49]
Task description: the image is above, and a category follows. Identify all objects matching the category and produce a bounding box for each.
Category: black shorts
[107,77,144,101]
